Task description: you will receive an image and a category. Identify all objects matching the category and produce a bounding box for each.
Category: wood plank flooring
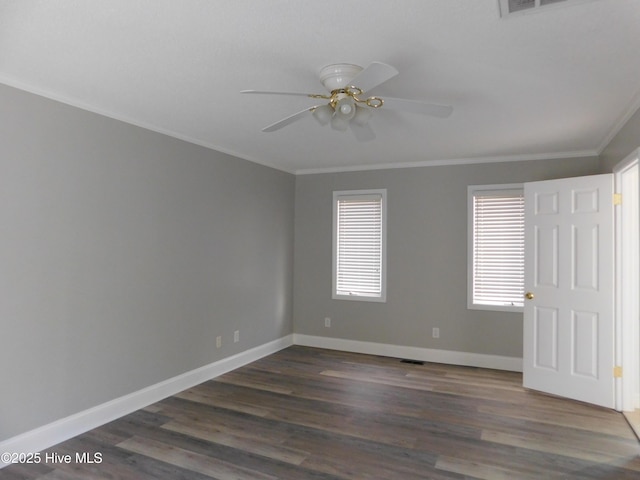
[3,346,639,479]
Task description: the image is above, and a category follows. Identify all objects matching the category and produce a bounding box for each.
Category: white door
[523,174,615,408]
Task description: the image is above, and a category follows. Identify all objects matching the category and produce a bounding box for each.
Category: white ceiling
[1,0,639,174]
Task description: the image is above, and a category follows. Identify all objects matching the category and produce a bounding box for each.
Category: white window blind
[469,186,524,310]
[333,190,386,302]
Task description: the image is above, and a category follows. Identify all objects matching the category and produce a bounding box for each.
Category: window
[333,189,387,302]
[468,184,524,311]
[498,0,591,18]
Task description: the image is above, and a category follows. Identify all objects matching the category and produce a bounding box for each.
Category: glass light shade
[352,105,373,126]
[312,104,334,126]
[331,114,349,131]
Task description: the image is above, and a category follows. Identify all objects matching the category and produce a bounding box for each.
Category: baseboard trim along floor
[5,346,634,479]
[0,334,294,468]
[293,334,523,372]
[1,333,523,468]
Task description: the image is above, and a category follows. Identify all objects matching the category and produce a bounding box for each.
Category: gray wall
[600,107,640,171]
[293,158,601,358]
[0,84,294,442]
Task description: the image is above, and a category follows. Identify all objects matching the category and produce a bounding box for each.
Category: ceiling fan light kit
[311,104,333,126]
[330,114,350,132]
[352,105,373,127]
[241,61,453,140]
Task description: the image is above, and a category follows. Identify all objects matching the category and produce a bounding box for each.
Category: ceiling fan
[241,62,453,141]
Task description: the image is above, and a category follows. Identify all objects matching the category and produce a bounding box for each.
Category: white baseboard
[293,334,523,372]
[1,332,522,469]
[0,334,293,468]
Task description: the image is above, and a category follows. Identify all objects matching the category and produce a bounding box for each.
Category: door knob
[525,292,534,300]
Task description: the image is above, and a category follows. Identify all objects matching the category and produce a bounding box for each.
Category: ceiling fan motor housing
[319,63,363,92]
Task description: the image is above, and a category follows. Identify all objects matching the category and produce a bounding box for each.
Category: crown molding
[596,87,640,155]
[295,150,599,175]
[0,75,606,177]
[0,75,295,175]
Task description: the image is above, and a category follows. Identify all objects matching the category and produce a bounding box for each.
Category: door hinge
[613,193,622,206]
[614,366,623,378]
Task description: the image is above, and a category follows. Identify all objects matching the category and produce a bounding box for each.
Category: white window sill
[333,293,386,303]
[468,302,523,313]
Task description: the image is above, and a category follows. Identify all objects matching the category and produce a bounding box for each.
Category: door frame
[614,148,640,412]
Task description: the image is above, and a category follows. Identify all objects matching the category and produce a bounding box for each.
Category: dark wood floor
[3,346,639,479]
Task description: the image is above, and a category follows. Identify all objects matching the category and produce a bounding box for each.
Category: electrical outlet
[234,330,239,343]
[324,317,331,328]
[432,327,440,339]
[216,336,222,348]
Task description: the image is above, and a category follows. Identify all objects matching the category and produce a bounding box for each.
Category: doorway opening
[614,148,639,437]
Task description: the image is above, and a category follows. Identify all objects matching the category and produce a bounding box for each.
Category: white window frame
[333,189,387,303]
[468,184,524,312]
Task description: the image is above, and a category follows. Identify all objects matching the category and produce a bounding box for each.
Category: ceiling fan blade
[241,89,319,98]
[261,106,321,132]
[381,97,453,118]
[349,122,376,142]
[349,62,399,92]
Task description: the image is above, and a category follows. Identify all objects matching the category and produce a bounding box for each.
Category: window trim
[332,189,387,303]
[467,183,524,313]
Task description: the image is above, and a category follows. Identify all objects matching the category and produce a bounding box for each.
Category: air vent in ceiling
[498,0,595,17]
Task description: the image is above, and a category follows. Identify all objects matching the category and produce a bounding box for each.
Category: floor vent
[400,359,425,365]
[498,0,596,17]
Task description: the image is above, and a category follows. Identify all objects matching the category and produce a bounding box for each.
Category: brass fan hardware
[310,86,384,109]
